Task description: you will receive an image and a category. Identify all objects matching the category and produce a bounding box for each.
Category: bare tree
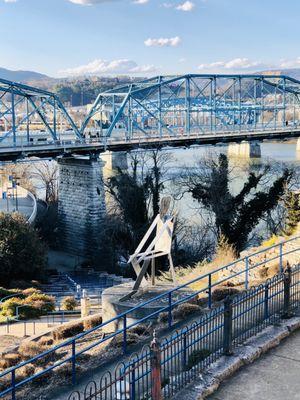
[30,161,58,203]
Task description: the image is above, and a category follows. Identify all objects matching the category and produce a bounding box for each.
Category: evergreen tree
[189,154,292,255]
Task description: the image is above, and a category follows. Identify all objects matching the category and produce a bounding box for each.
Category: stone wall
[58,156,106,256]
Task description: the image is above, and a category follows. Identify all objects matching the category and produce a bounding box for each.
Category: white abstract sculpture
[125,196,176,298]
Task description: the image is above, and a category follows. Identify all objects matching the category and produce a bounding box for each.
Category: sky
[1,0,300,78]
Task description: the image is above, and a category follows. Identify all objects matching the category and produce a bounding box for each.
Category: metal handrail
[1,235,300,398]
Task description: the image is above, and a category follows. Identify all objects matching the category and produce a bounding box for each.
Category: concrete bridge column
[228,141,261,158]
[58,156,106,256]
[100,151,128,211]
[296,138,300,152]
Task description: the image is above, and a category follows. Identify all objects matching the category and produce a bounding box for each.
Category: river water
[157,138,300,248]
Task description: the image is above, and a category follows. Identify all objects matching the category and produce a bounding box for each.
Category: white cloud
[144,36,181,47]
[4,0,18,2]
[176,1,195,11]
[133,0,149,4]
[198,58,264,72]
[279,57,300,69]
[68,0,117,5]
[60,59,156,76]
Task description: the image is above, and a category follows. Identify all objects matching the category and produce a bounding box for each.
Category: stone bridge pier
[57,152,128,257]
[228,140,261,158]
[58,156,106,256]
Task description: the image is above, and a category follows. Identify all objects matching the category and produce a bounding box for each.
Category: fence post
[223,296,233,356]
[282,265,293,319]
[264,282,269,320]
[279,243,283,273]
[11,369,16,400]
[123,315,127,355]
[182,330,187,369]
[208,274,212,309]
[245,257,249,290]
[168,292,172,329]
[151,331,162,400]
[130,362,136,400]
[71,340,76,385]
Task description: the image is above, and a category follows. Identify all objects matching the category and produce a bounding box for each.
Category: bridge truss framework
[1,74,300,149]
[81,74,300,142]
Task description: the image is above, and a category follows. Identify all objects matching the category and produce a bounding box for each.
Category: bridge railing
[68,264,300,400]
[0,236,300,399]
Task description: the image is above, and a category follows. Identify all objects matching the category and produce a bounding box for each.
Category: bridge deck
[0,127,299,161]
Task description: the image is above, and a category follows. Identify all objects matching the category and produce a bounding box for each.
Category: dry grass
[173,303,202,320]
[0,353,21,370]
[211,286,241,302]
[18,342,48,360]
[38,336,54,347]
[83,314,102,331]
[53,320,84,341]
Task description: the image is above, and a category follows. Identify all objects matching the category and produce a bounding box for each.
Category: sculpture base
[101,282,194,333]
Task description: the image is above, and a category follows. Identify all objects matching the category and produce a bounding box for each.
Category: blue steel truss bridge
[1,74,300,160]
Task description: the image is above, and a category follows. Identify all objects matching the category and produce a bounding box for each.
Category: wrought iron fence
[65,264,300,400]
[1,237,300,400]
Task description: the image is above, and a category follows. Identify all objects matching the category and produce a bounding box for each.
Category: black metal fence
[67,265,300,400]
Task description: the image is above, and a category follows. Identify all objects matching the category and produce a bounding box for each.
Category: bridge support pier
[296,138,300,152]
[228,141,261,158]
[100,151,128,173]
[58,156,106,257]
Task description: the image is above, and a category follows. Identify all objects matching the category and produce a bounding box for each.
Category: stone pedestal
[101,283,195,333]
[81,297,91,318]
[58,156,106,256]
[228,141,261,158]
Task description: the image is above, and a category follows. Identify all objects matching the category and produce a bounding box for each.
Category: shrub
[173,303,202,320]
[16,364,35,381]
[128,323,151,337]
[53,320,84,341]
[18,305,41,320]
[112,332,140,348]
[22,288,42,297]
[0,297,23,317]
[186,349,211,370]
[83,314,102,331]
[0,353,21,369]
[24,293,55,313]
[212,286,240,302]
[61,296,77,311]
[18,342,47,360]
[158,312,169,324]
[38,336,54,347]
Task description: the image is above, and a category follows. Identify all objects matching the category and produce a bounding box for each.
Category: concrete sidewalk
[208,330,300,400]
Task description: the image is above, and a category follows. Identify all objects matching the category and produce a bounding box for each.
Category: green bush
[22,288,42,297]
[0,297,23,317]
[24,293,55,313]
[0,213,46,286]
[53,320,84,341]
[186,349,211,370]
[61,296,77,311]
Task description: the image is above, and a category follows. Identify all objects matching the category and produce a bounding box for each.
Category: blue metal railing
[66,264,300,400]
[1,236,300,399]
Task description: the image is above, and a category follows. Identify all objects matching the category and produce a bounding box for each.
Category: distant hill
[259,68,300,80]
[0,67,51,83]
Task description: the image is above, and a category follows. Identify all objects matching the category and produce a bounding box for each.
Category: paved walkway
[208,330,300,400]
